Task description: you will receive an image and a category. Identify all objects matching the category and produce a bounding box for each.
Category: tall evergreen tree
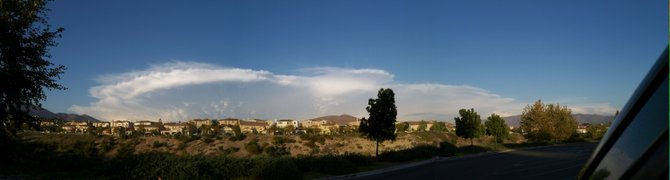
[454,108,482,146]
[1,0,66,137]
[359,88,397,160]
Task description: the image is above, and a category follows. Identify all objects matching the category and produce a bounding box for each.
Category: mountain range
[503,114,615,128]
[29,108,100,122]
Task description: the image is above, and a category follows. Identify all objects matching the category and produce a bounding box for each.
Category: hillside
[29,108,100,122]
[503,114,614,127]
[308,114,359,126]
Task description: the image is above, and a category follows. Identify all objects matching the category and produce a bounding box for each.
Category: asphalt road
[350,142,598,180]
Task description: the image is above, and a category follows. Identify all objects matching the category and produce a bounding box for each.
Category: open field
[0,130,600,179]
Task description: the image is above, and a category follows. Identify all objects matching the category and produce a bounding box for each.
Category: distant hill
[29,108,100,122]
[29,108,58,118]
[502,115,522,127]
[308,114,359,126]
[503,114,614,128]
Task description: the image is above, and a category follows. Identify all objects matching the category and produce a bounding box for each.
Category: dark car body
[578,47,668,180]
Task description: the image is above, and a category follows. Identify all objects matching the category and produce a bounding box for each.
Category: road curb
[318,142,593,180]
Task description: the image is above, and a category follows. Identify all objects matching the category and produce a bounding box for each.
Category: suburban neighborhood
[38,114,603,138]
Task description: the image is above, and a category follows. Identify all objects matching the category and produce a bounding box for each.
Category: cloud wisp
[70,61,617,122]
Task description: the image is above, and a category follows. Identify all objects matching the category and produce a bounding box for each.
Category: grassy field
[0,131,596,179]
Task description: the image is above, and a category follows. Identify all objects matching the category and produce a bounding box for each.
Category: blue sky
[43,0,667,122]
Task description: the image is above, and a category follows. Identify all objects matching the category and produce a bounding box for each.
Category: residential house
[276,119,299,128]
[250,119,273,126]
[133,121,161,134]
[218,118,240,126]
[111,120,133,129]
[161,123,189,135]
[301,119,329,128]
[134,120,158,126]
[301,119,338,134]
[190,119,213,128]
[239,120,268,134]
[576,124,589,134]
[135,125,161,135]
[221,126,234,134]
[62,121,90,134]
[39,120,56,126]
[61,125,76,133]
[92,122,110,128]
[318,123,338,134]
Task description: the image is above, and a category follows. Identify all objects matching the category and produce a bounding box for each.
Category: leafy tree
[520,100,577,143]
[547,104,577,142]
[244,138,263,155]
[430,121,448,132]
[0,0,66,137]
[485,114,508,148]
[229,125,246,141]
[359,88,397,159]
[586,123,608,140]
[417,121,428,132]
[395,122,409,133]
[454,108,482,146]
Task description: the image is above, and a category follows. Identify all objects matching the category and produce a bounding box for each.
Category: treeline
[453,100,590,145]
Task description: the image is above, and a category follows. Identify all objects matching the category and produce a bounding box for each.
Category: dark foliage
[359,88,397,158]
[0,0,67,137]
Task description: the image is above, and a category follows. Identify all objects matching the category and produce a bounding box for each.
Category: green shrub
[264,145,290,157]
[341,152,374,166]
[251,157,302,180]
[202,136,214,144]
[221,147,240,155]
[245,138,263,155]
[272,136,296,145]
[100,137,116,153]
[294,155,357,175]
[379,145,440,162]
[152,141,168,148]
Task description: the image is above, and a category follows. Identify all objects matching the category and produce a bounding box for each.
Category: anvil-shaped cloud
[70,61,614,122]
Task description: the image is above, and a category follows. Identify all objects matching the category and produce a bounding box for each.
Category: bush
[264,145,290,157]
[251,157,302,180]
[294,155,357,175]
[342,152,374,166]
[228,133,246,141]
[220,147,240,155]
[379,145,440,162]
[202,136,214,144]
[245,139,263,155]
[152,141,168,148]
[100,137,116,153]
[107,152,259,179]
[272,136,296,145]
[299,134,326,144]
[439,141,457,156]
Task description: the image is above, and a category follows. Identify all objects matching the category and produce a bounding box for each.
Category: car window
[589,77,668,179]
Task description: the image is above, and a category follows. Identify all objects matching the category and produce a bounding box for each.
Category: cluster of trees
[394,120,448,133]
[454,108,508,146]
[520,100,578,143]
[244,136,294,157]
